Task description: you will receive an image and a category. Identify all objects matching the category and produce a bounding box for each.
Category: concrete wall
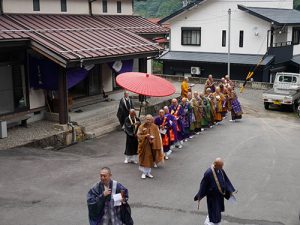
[2,0,132,15]
[102,63,113,92]
[3,0,89,14]
[93,0,133,15]
[168,0,293,55]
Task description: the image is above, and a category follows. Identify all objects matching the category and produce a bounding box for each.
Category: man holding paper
[194,158,236,225]
[87,167,129,225]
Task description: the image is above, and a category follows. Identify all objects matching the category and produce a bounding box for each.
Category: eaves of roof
[238,5,300,26]
[159,0,207,24]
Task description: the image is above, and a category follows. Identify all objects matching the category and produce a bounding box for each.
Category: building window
[292,28,300,45]
[239,30,244,47]
[117,1,122,13]
[33,0,40,11]
[102,0,108,13]
[181,27,201,46]
[61,0,67,12]
[222,30,226,47]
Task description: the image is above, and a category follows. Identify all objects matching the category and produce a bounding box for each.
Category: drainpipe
[88,0,96,16]
[68,122,77,144]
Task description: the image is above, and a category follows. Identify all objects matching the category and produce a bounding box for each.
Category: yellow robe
[181,80,189,98]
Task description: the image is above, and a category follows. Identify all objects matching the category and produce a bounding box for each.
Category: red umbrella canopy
[116,72,176,97]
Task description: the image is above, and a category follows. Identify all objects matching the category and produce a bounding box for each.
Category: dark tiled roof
[238,5,300,25]
[159,51,274,65]
[159,0,207,24]
[0,14,164,65]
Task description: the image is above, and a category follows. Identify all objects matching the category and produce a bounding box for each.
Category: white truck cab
[263,72,300,111]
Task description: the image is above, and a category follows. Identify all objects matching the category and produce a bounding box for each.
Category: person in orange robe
[137,114,163,179]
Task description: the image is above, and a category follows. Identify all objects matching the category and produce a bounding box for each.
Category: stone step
[82,117,119,131]
[85,121,120,139]
[72,95,106,109]
[77,111,118,127]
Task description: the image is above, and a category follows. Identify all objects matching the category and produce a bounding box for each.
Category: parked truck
[262,72,300,111]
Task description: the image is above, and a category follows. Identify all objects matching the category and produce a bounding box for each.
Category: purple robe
[154,116,171,152]
[169,104,184,141]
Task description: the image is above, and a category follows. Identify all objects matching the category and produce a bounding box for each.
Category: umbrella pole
[138,102,143,117]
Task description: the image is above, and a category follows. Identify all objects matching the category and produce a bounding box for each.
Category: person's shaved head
[129,109,136,117]
[163,106,169,113]
[213,157,224,170]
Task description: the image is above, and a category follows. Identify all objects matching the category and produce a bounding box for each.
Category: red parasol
[116,72,176,97]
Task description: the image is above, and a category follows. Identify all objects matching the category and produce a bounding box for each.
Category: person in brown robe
[137,114,163,179]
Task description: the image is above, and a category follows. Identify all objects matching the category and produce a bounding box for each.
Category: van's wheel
[264,102,270,110]
[290,101,297,112]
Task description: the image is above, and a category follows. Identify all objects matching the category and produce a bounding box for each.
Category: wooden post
[58,68,68,124]
[139,58,147,73]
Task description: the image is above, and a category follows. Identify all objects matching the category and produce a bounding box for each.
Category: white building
[159,0,300,83]
[0,0,168,125]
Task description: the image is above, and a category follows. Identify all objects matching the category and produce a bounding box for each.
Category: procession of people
[88,75,241,225]
[117,74,243,179]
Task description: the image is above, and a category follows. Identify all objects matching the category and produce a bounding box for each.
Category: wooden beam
[58,68,68,124]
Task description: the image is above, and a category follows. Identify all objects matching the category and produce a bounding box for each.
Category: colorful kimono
[169,104,184,141]
[165,113,177,144]
[181,102,192,139]
[194,167,235,224]
[213,93,225,122]
[181,80,189,98]
[228,91,243,120]
[87,180,128,225]
[201,97,212,127]
[190,97,203,132]
[154,116,171,153]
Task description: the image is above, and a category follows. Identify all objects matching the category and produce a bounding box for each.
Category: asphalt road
[0,88,300,225]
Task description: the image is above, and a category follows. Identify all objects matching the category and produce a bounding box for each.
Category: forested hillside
[134,0,300,18]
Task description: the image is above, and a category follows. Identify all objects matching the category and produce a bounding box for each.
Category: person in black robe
[124,109,140,164]
[194,158,235,225]
[117,91,134,128]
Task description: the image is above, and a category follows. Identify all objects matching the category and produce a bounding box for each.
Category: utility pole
[228,8,231,78]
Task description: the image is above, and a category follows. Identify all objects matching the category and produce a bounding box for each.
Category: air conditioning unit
[191,67,201,75]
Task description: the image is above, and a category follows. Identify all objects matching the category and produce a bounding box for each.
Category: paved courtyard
[0,87,300,225]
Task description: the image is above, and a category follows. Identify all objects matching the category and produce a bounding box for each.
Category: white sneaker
[178,145,183,149]
[196,132,201,135]
[141,173,146,179]
[154,163,158,168]
[201,128,205,131]
[210,126,213,128]
[184,139,188,142]
[146,173,154,178]
[164,155,169,160]
[124,159,129,164]
[189,135,194,139]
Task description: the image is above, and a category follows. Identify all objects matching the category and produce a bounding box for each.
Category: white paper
[228,194,237,204]
[159,128,167,135]
[113,193,122,206]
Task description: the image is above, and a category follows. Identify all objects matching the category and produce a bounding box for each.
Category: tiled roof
[96,15,169,34]
[0,14,164,66]
[238,5,300,25]
[160,51,274,66]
